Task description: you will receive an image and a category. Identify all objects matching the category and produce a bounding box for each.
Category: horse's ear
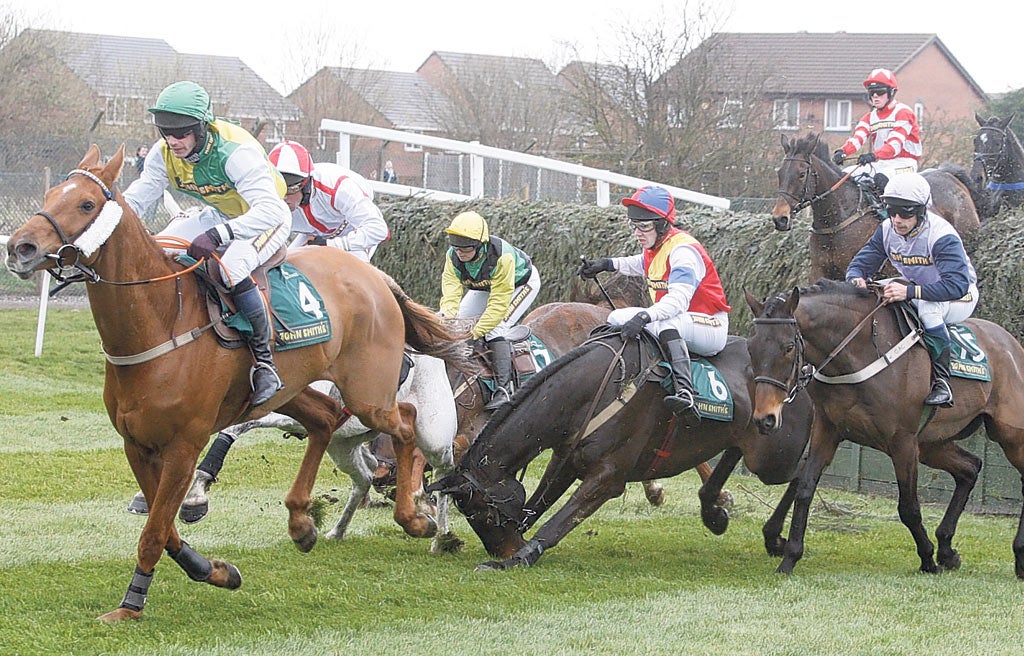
[785,287,800,315]
[975,112,986,126]
[744,289,764,317]
[781,133,790,151]
[78,145,101,170]
[98,144,126,187]
[1007,113,1016,126]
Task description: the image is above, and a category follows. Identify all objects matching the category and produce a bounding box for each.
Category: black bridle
[751,316,813,403]
[776,155,856,217]
[973,124,1024,189]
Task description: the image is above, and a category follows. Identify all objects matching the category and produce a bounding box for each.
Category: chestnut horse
[430,330,814,570]
[745,280,1024,577]
[772,133,980,282]
[4,145,468,622]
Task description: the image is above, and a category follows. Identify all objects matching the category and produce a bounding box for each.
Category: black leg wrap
[511,539,545,567]
[118,565,153,612]
[167,541,212,582]
[197,432,235,478]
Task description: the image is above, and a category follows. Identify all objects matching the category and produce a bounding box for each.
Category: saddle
[186,244,288,348]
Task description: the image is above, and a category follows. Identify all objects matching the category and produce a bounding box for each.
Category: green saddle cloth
[949,324,991,382]
[660,357,734,422]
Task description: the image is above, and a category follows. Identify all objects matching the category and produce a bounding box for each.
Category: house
[0,29,299,177]
[669,32,988,161]
[287,67,455,184]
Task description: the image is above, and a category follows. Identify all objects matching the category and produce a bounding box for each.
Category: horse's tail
[937,162,996,220]
[378,270,477,375]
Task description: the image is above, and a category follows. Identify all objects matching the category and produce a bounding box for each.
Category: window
[404,131,423,152]
[915,101,925,127]
[717,99,743,129]
[266,121,287,144]
[772,99,800,130]
[667,100,686,128]
[824,100,852,131]
[104,96,130,126]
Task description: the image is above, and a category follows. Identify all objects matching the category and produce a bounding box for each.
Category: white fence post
[470,141,484,199]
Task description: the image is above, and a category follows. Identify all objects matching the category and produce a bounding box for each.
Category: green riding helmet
[148,81,214,129]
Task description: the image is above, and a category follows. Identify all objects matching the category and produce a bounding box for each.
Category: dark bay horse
[972,113,1024,215]
[450,301,673,507]
[745,280,1024,576]
[4,145,468,621]
[430,330,815,570]
[772,132,981,281]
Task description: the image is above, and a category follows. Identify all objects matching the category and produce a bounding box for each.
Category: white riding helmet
[268,141,313,188]
[882,172,931,205]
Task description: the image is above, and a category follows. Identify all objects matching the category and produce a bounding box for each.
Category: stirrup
[664,390,700,426]
[924,379,953,408]
[484,387,512,411]
[250,362,284,406]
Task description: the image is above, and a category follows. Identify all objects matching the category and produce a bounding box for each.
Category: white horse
[128,352,460,552]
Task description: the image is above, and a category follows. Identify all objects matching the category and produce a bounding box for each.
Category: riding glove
[832,149,846,166]
[857,152,878,166]
[620,311,651,340]
[578,258,614,279]
[187,227,224,261]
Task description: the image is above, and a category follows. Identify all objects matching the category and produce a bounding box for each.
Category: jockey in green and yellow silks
[124,80,290,407]
[440,211,540,410]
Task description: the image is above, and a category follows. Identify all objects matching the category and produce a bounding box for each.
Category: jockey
[846,172,979,407]
[832,68,922,213]
[267,140,389,263]
[124,80,290,406]
[439,210,541,410]
[578,186,731,426]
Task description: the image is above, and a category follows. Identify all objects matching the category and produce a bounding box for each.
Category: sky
[9,0,1022,96]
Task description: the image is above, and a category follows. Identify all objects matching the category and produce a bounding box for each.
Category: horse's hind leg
[983,414,1024,578]
[276,388,342,552]
[919,441,982,571]
[889,437,938,573]
[699,447,742,536]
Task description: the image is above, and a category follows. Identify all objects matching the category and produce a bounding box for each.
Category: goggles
[885,204,922,219]
[628,220,658,233]
[157,124,198,140]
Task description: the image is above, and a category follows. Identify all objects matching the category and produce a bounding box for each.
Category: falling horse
[429,329,815,570]
[745,280,1024,576]
[772,132,980,282]
[972,112,1024,215]
[4,145,468,621]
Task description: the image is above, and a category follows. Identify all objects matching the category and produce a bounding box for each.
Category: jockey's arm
[123,145,169,217]
[471,255,517,339]
[219,142,290,240]
[846,226,887,283]
[438,259,464,318]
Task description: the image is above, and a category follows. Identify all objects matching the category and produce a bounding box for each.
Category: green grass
[1,308,1023,656]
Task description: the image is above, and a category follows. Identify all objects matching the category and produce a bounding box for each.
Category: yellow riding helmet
[445,211,489,247]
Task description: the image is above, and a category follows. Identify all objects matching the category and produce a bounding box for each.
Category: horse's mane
[761,278,873,317]
[462,338,608,463]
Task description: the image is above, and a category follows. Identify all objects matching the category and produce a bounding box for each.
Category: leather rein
[776,155,869,235]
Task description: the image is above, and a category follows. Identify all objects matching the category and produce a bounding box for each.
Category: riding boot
[924,343,954,407]
[232,282,284,406]
[659,330,700,428]
[484,337,515,411]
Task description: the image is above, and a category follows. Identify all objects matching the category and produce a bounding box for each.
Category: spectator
[382,160,397,184]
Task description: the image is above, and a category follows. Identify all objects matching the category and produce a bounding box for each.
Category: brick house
[286,67,454,184]
[0,29,299,178]
[668,32,988,164]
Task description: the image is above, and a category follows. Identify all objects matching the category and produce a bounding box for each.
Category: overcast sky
[10,0,1020,95]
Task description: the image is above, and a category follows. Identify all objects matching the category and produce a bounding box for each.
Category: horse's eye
[785,342,796,354]
[81,200,96,213]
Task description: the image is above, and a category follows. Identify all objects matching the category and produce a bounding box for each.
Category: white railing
[319,119,731,211]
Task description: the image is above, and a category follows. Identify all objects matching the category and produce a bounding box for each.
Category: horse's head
[744,287,804,435]
[973,112,1016,178]
[427,463,528,559]
[773,132,840,231]
[6,144,126,279]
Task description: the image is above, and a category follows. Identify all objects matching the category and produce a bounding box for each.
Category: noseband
[751,316,812,403]
[777,155,855,216]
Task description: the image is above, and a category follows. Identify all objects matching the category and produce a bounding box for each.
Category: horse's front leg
[699,447,742,535]
[519,452,577,533]
[478,461,627,571]
[324,438,376,541]
[890,437,938,573]
[763,479,798,557]
[277,389,342,552]
[778,421,841,575]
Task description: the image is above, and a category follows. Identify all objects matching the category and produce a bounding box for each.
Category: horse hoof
[474,560,507,571]
[126,492,149,515]
[324,527,345,541]
[702,507,730,536]
[179,501,209,524]
[938,550,961,571]
[405,514,438,539]
[717,490,734,511]
[293,525,318,553]
[97,607,142,623]
[431,531,465,554]
[644,484,666,507]
[764,537,787,558]
[207,558,243,589]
